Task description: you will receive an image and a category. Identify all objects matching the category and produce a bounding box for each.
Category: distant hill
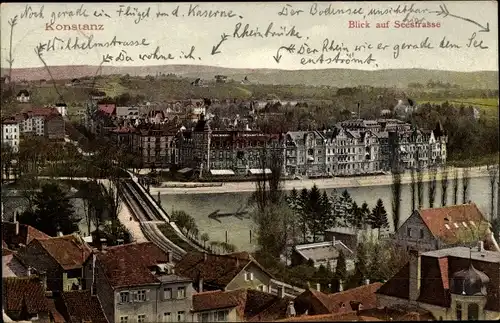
[1,65,498,89]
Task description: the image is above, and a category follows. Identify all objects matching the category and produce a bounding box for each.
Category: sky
[0,1,498,71]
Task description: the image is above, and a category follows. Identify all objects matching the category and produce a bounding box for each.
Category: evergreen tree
[346,242,368,289]
[349,202,365,229]
[287,188,299,211]
[360,202,370,229]
[298,188,310,242]
[338,189,353,226]
[334,250,348,282]
[19,183,80,236]
[319,190,334,237]
[307,185,323,241]
[368,199,389,234]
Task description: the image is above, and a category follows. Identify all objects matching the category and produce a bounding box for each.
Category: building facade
[1,119,21,152]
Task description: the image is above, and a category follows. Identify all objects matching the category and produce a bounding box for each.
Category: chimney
[409,249,421,304]
[198,278,204,293]
[100,238,107,250]
[316,283,321,292]
[27,266,32,277]
[478,240,485,252]
[40,271,47,291]
[203,253,207,261]
[236,257,239,267]
[15,221,20,236]
[339,279,344,292]
[364,279,370,285]
[279,284,286,298]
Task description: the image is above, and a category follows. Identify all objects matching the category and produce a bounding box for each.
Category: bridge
[119,177,207,261]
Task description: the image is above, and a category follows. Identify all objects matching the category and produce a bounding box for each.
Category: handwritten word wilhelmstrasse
[36,35,150,54]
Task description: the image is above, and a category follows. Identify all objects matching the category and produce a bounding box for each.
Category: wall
[194,308,239,322]
[155,281,195,323]
[394,212,438,252]
[226,262,272,292]
[45,115,65,140]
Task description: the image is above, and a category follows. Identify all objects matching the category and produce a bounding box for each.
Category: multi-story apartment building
[177,114,282,176]
[83,242,195,323]
[131,124,178,167]
[1,117,21,152]
[284,131,326,176]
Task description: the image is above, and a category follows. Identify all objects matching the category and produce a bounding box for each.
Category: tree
[19,183,81,236]
[410,167,417,212]
[360,202,370,230]
[391,171,402,230]
[306,185,323,241]
[346,242,369,289]
[200,232,210,248]
[98,219,132,246]
[171,210,199,237]
[349,202,365,230]
[462,167,470,204]
[334,250,348,283]
[297,188,310,243]
[319,190,334,237]
[452,169,459,205]
[338,189,354,226]
[368,199,389,234]
[417,168,424,208]
[440,166,449,206]
[487,164,498,218]
[428,167,438,208]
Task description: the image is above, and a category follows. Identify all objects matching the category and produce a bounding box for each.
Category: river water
[160,175,497,252]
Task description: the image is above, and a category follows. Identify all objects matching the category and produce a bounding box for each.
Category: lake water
[160,176,497,252]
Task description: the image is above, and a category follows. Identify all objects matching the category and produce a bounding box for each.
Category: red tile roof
[45,297,66,323]
[3,276,49,315]
[98,104,116,116]
[193,288,292,321]
[22,107,60,117]
[296,283,383,316]
[35,234,92,270]
[278,308,434,322]
[2,222,51,249]
[61,290,108,323]
[97,242,171,288]
[175,252,255,289]
[418,203,488,244]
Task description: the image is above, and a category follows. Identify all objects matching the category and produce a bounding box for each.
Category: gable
[226,262,273,291]
[396,211,436,242]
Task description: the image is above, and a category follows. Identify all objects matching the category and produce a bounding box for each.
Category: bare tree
[487,164,499,219]
[440,165,449,206]
[389,131,402,230]
[417,167,424,209]
[452,169,459,205]
[462,167,470,204]
[428,167,438,208]
[410,167,417,212]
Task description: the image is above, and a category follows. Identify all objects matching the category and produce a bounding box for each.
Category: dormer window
[462,222,468,228]
[445,224,451,230]
[453,223,459,228]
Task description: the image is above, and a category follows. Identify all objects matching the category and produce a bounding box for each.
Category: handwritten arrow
[211,33,229,55]
[273,44,296,63]
[432,3,489,32]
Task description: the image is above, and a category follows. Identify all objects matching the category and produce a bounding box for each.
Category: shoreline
[150,165,496,195]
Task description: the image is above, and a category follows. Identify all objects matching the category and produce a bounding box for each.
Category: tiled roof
[2,222,51,249]
[417,203,488,244]
[36,234,92,270]
[192,289,243,312]
[375,263,410,299]
[97,104,116,115]
[278,308,434,322]
[3,276,49,314]
[175,252,252,289]
[97,242,172,288]
[193,288,292,321]
[22,107,59,117]
[295,283,383,316]
[45,297,66,323]
[61,290,108,323]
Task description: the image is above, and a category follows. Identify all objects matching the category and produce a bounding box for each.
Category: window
[137,314,145,323]
[245,272,254,281]
[177,287,186,299]
[163,313,171,322]
[407,227,412,237]
[216,310,228,322]
[120,291,130,303]
[419,229,424,239]
[164,288,172,299]
[177,311,185,322]
[456,302,462,321]
[135,290,146,302]
[468,303,479,320]
[199,313,210,322]
[120,316,128,323]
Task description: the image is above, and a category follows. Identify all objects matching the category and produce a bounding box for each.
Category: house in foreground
[83,242,194,323]
[3,276,50,322]
[376,244,500,320]
[394,203,500,252]
[291,240,354,271]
